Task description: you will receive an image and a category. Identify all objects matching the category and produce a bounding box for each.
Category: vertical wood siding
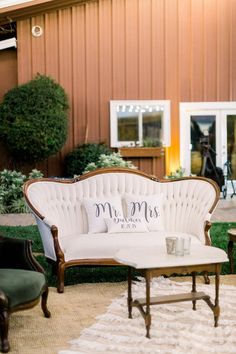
[0,50,17,102]
[15,0,236,176]
[0,50,17,171]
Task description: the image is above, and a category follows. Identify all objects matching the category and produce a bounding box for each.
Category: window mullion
[139,111,143,146]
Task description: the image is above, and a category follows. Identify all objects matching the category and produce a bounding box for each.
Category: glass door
[180,103,236,197]
[180,108,220,176]
[190,115,217,175]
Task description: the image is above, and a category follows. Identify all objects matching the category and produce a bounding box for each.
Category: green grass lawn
[0,222,235,286]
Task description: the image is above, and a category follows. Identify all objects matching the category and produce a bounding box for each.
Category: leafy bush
[83,152,136,173]
[64,143,113,177]
[0,74,69,165]
[28,169,44,179]
[0,169,43,213]
[166,167,186,179]
[10,198,29,214]
[0,200,7,214]
[0,170,26,208]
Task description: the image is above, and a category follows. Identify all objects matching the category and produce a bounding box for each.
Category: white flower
[83,152,136,173]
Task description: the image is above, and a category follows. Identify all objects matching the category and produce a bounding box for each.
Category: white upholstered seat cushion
[60,231,201,262]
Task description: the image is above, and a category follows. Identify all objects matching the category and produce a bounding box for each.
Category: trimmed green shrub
[0,74,69,164]
[64,143,113,177]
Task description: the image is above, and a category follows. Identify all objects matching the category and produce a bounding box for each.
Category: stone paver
[0,213,36,226]
[211,198,236,222]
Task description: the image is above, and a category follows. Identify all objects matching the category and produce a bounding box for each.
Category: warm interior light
[116,104,165,113]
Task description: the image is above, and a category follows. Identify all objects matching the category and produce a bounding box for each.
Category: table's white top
[115,245,228,269]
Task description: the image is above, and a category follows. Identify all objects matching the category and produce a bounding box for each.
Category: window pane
[227,115,236,179]
[190,115,216,175]
[110,100,170,147]
[143,112,162,146]
[117,112,139,142]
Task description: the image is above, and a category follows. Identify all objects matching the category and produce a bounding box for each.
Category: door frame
[180,102,236,176]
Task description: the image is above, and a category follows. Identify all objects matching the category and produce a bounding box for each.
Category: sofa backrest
[24,167,219,247]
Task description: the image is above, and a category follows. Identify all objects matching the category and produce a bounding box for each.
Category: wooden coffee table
[115,245,228,338]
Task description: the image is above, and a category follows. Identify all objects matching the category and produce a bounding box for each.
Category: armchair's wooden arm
[0,290,8,305]
[0,236,44,273]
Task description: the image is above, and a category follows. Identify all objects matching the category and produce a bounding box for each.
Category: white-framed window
[110,100,171,148]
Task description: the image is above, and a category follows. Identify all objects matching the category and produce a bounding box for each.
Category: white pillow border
[83,196,124,234]
[124,193,164,231]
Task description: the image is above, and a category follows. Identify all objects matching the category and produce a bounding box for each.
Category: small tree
[0,74,69,165]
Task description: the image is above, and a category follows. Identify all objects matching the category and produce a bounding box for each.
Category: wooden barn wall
[15,0,236,177]
[0,49,18,171]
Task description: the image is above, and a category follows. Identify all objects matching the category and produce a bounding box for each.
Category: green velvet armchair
[0,236,51,353]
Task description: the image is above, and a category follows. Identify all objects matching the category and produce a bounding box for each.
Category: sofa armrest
[0,236,44,273]
[43,217,55,228]
[205,212,213,222]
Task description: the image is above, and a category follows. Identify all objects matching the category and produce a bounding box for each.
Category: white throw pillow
[105,217,149,233]
[83,196,124,233]
[124,194,164,231]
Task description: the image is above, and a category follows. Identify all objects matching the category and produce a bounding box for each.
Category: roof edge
[0,0,94,24]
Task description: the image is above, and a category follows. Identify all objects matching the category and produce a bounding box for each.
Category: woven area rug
[59,277,236,354]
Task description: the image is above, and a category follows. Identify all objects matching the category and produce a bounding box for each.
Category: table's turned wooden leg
[214,271,220,327]
[145,270,151,338]
[127,267,133,319]
[203,272,210,284]
[228,240,234,274]
[191,272,197,310]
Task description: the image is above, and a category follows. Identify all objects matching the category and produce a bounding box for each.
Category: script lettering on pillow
[94,202,120,218]
[83,196,124,233]
[105,217,149,233]
[124,194,164,231]
[130,201,160,222]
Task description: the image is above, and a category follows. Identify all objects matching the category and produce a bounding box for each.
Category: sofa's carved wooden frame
[23,167,220,293]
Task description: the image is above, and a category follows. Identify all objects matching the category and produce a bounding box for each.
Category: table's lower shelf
[133,291,210,306]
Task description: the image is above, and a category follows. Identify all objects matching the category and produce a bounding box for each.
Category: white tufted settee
[23,167,219,293]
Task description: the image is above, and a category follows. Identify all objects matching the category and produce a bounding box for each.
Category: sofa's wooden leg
[41,285,51,318]
[57,264,65,293]
[0,296,10,353]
